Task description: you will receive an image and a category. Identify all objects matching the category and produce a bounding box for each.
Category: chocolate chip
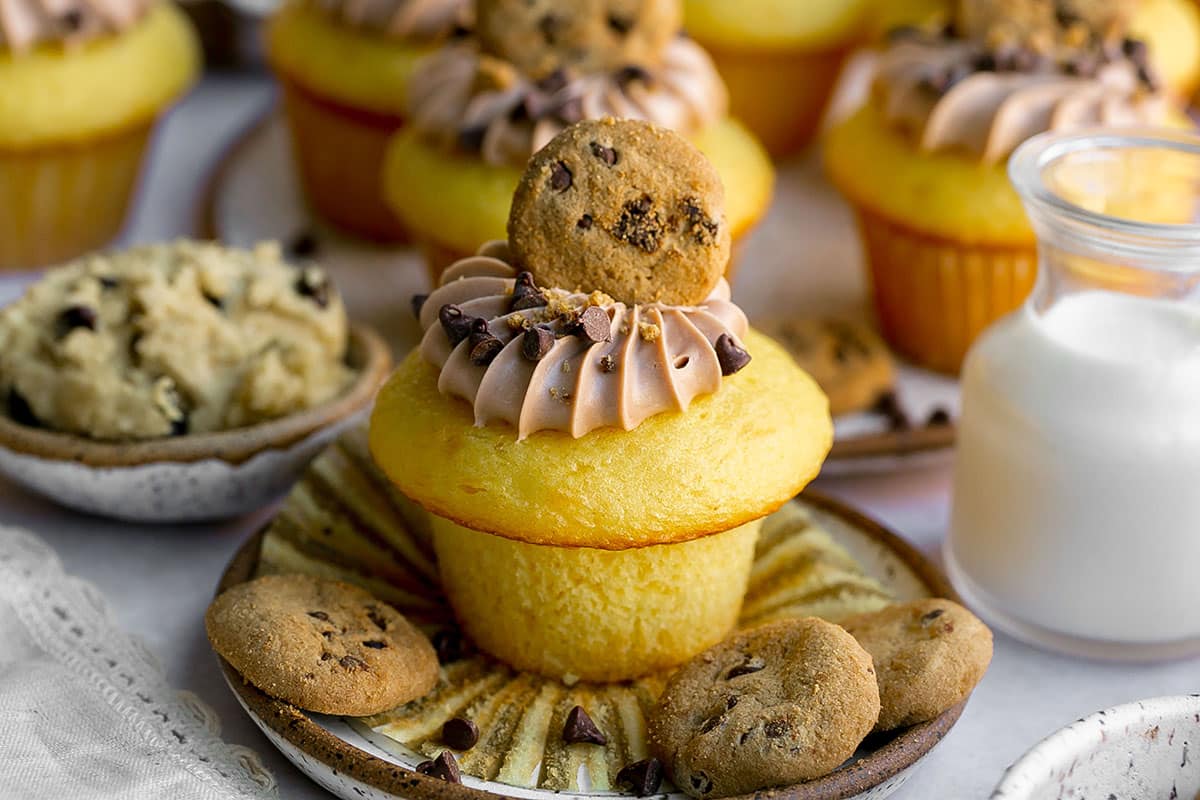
[607,13,632,35]
[699,714,723,734]
[921,608,946,626]
[726,695,739,710]
[98,276,120,290]
[307,611,330,621]
[927,408,952,427]
[555,96,585,124]
[522,325,555,361]
[590,142,619,166]
[442,717,479,751]
[615,65,652,88]
[6,388,41,428]
[366,606,388,631]
[286,230,320,258]
[295,268,331,309]
[431,629,471,663]
[339,655,367,670]
[612,194,662,253]
[563,706,607,745]
[537,68,569,94]
[681,197,719,245]
[416,751,461,784]
[439,304,474,346]
[873,391,911,431]
[60,8,83,30]
[511,271,548,311]
[170,416,189,437]
[574,306,611,343]
[577,214,594,230]
[467,319,504,366]
[550,161,573,192]
[726,657,765,679]
[599,354,616,373]
[714,334,751,376]
[56,305,97,338]
[616,759,662,796]
[203,292,225,311]
[411,294,429,319]
[362,640,388,649]
[763,720,789,738]
[458,126,487,152]
[690,772,714,795]
[538,14,561,44]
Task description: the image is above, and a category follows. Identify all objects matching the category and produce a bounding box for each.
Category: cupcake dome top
[0,0,152,52]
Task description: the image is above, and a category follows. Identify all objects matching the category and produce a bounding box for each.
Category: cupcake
[382,0,774,284]
[826,0,1189,373]
[682,0,871,158]
[265,0,469,242]
[370,119,831,682]
[0,0,199,270]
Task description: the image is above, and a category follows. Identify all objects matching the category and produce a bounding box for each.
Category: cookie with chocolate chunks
[649,618,880,798]
[475,0,681,80]
[205,575,438,717]
[508,118,730,306]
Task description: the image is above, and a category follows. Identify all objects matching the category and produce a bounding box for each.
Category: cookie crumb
[638,321,661,342]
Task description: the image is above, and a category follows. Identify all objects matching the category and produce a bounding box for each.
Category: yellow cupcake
[825,19,1190,373]
[264,0,467,241]
[682,0,872,157]
[0,2,198,269]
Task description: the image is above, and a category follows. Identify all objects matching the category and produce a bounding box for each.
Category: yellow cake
[0,1,198,269]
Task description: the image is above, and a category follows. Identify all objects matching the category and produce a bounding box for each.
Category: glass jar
[947,129,1200,660]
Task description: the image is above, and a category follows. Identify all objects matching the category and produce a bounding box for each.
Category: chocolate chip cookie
[475,0,681,80]
[761,318,895,417]
[508,118,729,306]
[206,574,439,717]
[957,0,1135,47]
[841,599,993,731]
[649,618,880,798]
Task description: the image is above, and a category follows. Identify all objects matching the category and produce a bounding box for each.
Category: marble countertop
[1,75,1195,800]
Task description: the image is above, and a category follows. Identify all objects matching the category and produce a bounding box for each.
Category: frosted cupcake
[382,0,774,284]
[265,0,469,241]
[370,119,830,682]
[0,0,199,269]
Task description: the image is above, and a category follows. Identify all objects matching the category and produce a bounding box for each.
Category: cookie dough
[509,118,730,306]
[0,240,354,440]
[205,574,439,717]
[841,598,993,731]
[649,618,880,798]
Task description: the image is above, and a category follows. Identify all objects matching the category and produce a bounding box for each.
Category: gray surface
[0,76,1197,800]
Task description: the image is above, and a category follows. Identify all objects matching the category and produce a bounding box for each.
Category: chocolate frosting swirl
[0,0,152,52]
[406,36,728,167]
[417,241,750,440]
[309,0,467,40]
[874,37,1171,164]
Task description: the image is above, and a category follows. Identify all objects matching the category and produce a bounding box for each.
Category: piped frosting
[417,241,750,440]
[309,0,468,40]
[0,0,153,52]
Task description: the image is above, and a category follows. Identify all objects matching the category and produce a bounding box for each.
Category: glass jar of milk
[947,129,1200,660]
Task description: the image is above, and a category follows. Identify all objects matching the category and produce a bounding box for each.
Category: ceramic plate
[200,112,960,473]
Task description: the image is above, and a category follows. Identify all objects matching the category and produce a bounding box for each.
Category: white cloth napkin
[0,526,277,800]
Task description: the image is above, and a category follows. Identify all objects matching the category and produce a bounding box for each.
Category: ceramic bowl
[992,695,1200,800]
[0,324,390,523]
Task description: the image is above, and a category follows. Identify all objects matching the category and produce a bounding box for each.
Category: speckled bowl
[992,695,1200,800]
[0,324,390,523]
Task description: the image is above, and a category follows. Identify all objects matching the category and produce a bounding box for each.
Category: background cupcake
[682,0,872,158]
[265,0,468,242]
[826,0,1190,373]
[0,0,199,270]
[383,0,774,284]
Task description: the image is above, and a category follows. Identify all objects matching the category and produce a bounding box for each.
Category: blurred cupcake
[826,0,1189,373]
[0,0,199,270]
[382,0,774,284]
[682,0,872,158]
[265,0,469,242]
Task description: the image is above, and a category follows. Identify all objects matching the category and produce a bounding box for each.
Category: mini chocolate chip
[439,305,474,346]
[681,197,719,245]
[538,14,561,44]
[60,8,83,29]
[98,276,120,290]
[607,13,632,35]
[577,214,594,230]
[322,631,334,640]
[204,292,225,311]
[563,706,607,745]
[458,126,487,152]
[873,391,911,431]
[550,161,573,192]
[1123,37,1149,60]
[536,68,568,94]
[449,22,470,38]
[590,142,619,166]
[320,652,332,661]
[295,268,331,309]
[431,629,471,663]
[574,306,611,343]
[726,695,739,710]
[467,319,504,366]
[307,611,330,621]
[726,657,765,679]
[170,415,189,437]
[522,325,555,361]
[617,759,663,796]
[366,607,388,631]
[599,354,616,373]
[699,715,723,734]
[442,717,479,751]
[411,294,429,319]
[6,389,41,428]
[921,608,946,625]
[690,772,714,795]
[615,65,652,87]
[612,194,662,253]
[927,408,952,427]
[362,640,388,649]
[286,230,320,258]
[714,334,751,376]
[56,305,97,338]
[416,751,461,784]
[764,720,789,738]
[511,271,548,311]
[339,655,367,670]
[555,96,585,124]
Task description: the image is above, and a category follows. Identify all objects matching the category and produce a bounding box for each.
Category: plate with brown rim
[210,426,972,800]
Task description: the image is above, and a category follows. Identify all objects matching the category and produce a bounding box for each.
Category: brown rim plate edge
[0,324,390,467]
[213,491,968,800]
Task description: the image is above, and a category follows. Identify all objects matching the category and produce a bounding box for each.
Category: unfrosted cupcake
[0,0,199,269]
[265,0,469,241]
[826,0,1189,372]
[370,119,830,682]
[383,0,774,284]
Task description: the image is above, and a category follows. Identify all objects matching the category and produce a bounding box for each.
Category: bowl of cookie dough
[992,695,1200,800]
[0,240,391,523]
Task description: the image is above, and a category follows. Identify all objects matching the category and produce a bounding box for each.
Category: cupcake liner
[854,206,1037,374]
[0,122,153,271]
[277,76,409,243]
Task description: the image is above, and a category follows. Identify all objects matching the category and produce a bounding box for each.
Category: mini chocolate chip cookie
[649,618,880,798]
[841,599,993,731]
[206,574,439,717]
[761,318,896,417]
[957,0,1135,47]
[475,0,682,80]
[508,118,729,306]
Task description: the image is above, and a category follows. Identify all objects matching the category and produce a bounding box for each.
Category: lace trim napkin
[0,525,277,800]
